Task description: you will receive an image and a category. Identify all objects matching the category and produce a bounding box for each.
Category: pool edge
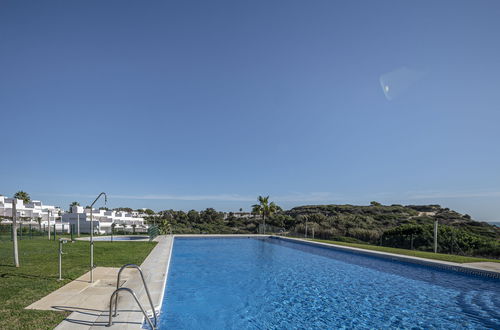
[274,236,500,279]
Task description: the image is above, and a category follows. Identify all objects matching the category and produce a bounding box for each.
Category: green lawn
[0,237,156,330]
[307,238,500,264]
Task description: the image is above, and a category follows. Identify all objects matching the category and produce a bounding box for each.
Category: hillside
[153,203,500,258]
[285,203,500,240]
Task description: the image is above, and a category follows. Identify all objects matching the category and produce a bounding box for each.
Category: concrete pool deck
[40,235,173,329]
[28,234,499,329]
[26,267,135,312]
[464,261,500,272]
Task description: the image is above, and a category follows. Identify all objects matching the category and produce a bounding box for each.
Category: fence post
[433,219,438,253]
[53,224,56,241]
[451,231,454,255]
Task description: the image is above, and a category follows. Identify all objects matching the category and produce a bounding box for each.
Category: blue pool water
[159,237,500,329]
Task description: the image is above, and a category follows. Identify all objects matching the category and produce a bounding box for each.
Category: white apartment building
[62,205,147,234]
[0,196,60,224]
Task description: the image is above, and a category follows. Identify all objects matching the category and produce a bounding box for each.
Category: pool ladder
[108,264,157,329]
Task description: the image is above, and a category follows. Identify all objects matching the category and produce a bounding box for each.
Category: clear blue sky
[1,1,499,220]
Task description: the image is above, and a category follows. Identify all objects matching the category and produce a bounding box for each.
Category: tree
[143,209,155,215]
[200,208,223,223]
[187,210,200,223]
[159,218,172,235]
[114,207,133,213]
[14,191,30,204]
[252,196,280,234]
[69,201,80,212]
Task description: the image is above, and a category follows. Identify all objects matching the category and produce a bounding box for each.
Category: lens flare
[380,67,425,101]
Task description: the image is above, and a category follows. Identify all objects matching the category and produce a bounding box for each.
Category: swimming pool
[159,237,500,329]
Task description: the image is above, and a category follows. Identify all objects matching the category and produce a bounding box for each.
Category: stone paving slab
[26,267,133,311]
[55,235,173,329]
[464,262,500,272]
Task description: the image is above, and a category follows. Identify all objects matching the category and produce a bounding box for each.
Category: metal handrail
[113,264,157,327]
[108,287,155,329]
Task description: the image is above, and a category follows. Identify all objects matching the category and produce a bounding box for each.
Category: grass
[0,236,156,330]
[306,238,500,264]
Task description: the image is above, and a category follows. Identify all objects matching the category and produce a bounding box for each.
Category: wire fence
[0,223,76,241]
[256,224,499,259]
[148,225,160,241]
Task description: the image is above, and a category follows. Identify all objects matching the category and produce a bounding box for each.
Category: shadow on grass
[0,264,17,268]
[63,318,141,327]
[54,305,142,327]
[52,306,138,314]
[0,272,57,281]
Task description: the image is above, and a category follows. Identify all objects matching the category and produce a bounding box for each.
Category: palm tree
[252,196,280,234]
[111,222,117,242]
[14,191,30,204]
[36,217,42,232]
[69,201,80,212]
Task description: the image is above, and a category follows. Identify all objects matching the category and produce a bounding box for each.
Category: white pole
[90,208,93,283]
[77,213,80,237]
[58,239,63,280]
[48,210,51,240]
[304,216,308,238]
[12,200,20,267]
[433,219,438,253]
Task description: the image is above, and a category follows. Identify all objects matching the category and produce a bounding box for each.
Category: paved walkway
[26,267,134,312]
[25,235,173,329]
[464,262,500,273]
